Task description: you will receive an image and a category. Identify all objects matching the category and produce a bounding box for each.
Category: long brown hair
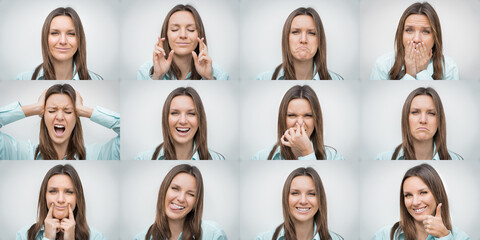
[149,4,207,80]
[152,87,210,160]
[28,164,89,240]
[268,85,325,160]
[392,87,450,160]
[272,167,338,240]
[146,164,204,240]
[272,7,332,80]
[32,7,92,80]
[391,163,451,240]
[389,2,444,80]
[35,84,86,160]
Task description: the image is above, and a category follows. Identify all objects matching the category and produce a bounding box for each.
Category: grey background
[0,0,121,80]
[360,0,480,80]
[0,161,121,239]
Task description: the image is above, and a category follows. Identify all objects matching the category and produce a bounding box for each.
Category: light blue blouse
[370,51,459,80]
[15,63,103,80]
[133,220,227,240]
[255,63,343,80]
[372,224,470,240]
[375,143,463,160]
[135,146,225,160]
[16,225,107,240]
[255,223,343,240]
[0,101,120,160]
[252,143,343,160]
[136,60,229,80]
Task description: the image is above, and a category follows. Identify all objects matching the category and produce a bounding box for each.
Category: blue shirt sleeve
[85,106,120,160]
[0,102,36,160]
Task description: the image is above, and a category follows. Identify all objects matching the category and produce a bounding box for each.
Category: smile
[413,206,427,213]
[176,127,190,136]
[296,207,311,212]
[54,124,66,136]
[170,202,185,210]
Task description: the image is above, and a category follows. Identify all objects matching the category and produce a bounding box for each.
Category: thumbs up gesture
[422,203,450,238]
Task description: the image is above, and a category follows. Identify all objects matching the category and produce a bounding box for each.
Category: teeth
[413,206,426,213]
[54,125,65,128]
[172,203,185,210]
[176,128,190,132]
[296,207,310,212]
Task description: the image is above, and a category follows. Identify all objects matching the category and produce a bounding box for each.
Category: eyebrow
[170,108,196,112]
[410,107,436,111]
[171,183,197,193]
[404,25,432,29]
[290,188,316,192]
[169,23,196,27]
[46,106,74,110]
[50,28,76,32]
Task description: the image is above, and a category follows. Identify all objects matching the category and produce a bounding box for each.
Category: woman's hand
[404,41,432,77]
[280,123,313,159]
[60,204,76,240]
[152,37,174,80]
[404,41,417,77]
[75,91,93,118]
[422,203,450,238]
[44,203,60,240]
[192,37,214,80]
[415,42,432,73]
[22,89,46,117]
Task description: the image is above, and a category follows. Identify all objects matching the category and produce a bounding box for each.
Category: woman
[16,7,102,80]
[373,163,470,239]
[252,85,342,160]
[16,164,106,240]
[376,87,462,160]
[133,164,227,240]
[370,2,459,80]
[136,4,229,80]
[0,83,120,160]
[135,87,224,160]
[255,167,342,240]
[255,7,342,80]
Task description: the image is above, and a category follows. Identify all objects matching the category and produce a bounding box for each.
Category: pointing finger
[47,203,54,219]
[68,204,74,220]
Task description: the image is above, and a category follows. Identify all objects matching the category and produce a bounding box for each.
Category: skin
[403,14,434,77]
[168,96,199,159]
[152,11,213,80]
[44,175,77,240]
[403,176,449,238]
[288,176,318,240]
[408,95,438,159]
[281,99,314,158]
[289,15,318,80]
[48,16,78,80]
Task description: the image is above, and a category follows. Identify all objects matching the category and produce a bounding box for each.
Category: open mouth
[176,127,190,136]
[54,124,66,136]
[413,206,427,213]
[296,207,311,213]
[170,202,185,210]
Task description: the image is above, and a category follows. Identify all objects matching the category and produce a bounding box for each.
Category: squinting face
[289,15,318,62]
[48,16,78,63]
[402,14,434,52]
[167,11,199,56]
[44,94,77,148]
[46,174,77,219]
[286,98,315,137]
[403,176,437,223]
[408,95,438,143]
[168,95,199,147]
[164,173,197,222]
[288,176,319,224]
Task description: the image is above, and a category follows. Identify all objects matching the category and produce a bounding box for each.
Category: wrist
[301,145,314,157]
[22,103,43,117]
[77,106,93,118]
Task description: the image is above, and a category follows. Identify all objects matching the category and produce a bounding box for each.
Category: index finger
[68,204,74,220]
[47,203,54,219]
[197,37,206,52]
[435,203,442,218]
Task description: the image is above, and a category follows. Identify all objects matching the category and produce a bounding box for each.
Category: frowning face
[289,15,318,62]
[46,174,77,219]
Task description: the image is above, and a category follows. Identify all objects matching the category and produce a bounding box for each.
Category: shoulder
[375,150,396,160]
[16,225,32,240]
[88,227,106,240]
[252,145,277,160]
[373,224,398,240]
[15,70,36,80]
[324,146,344,160]
[208,149,225,160]
[371,51,396,80]
[255,69,275,80]
[135,150,156,160]
[447,150,464,160]
[255,229,276,240]
[328,230,344,240]
[327,70,344,80]
[442,54,457,68]
[451,225,470,239]
[137,60,154,80]
[201,220,227,239]
[87,70,103,80]
[133,227,150,240]
[211,62,230,80]
[375,51,396,65]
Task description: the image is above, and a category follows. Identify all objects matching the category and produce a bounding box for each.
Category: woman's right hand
[280,123,313,159]
[22,89,46,117]
[152,37,174,80]
[44,203,60,240]
[404,41,417,77]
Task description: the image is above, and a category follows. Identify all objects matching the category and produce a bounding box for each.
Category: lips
[176,42,191,46]
[176,127,190,136]
[54,124,66,136]
[413,206,427,214]
[56,48,71,52]
[296,207,311,213]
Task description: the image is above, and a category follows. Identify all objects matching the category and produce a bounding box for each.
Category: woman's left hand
[422,203,450,238]
[192,37,214,80]
[75,91,93,118]
[280,123,313,159]
[415,42,432,73]
[60,204,76,240]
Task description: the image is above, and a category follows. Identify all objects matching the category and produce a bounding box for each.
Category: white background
[360,81,480,160]
[360,161,480,239]
[239,81,361,160]
[120,81,239,160]
[240,161,359,240]
[0,161,121,239]
[120,0,240,80]
[360,0,480,80]
[0,80,120,150]
[240,0,360,80]
[120,161,240,239]
[0,0,121,80]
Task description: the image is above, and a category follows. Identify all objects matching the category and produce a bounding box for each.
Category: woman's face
[164,173,197,222]
[168,95,199,146]
[403,176,437,223]
[48,16,78,63]
[46,174,77,219]
[288,15,318,62]
[167,11,199,57]
[408,95,438,142]
[288,176,319,224]
[44,93,77,147]
[402,14,434,52]
[286,98,315,138]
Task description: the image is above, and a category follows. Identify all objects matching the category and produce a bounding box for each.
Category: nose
[57,192,65,203]
[413,31,421,44]
[176,192,186,202]
[55,111,65,121]
[179,113,187,124]
[296,117,304,125]
[420,112,427,124]
[412,194,421,206]
[179,28,187,39]
[299,193,307,204]
[300,31,307,43]
[59,33,67,44]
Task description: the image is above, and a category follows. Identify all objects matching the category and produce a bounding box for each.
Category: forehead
[47,174,74,188]
[50,15,75,30]
[169,11,196,25]
[403,176,429,191]
[290,175,315,189]
[291,15,315,28]
[410,95,435,109]
[287,98,312,112]
[170,95,195,109]
[46,93,73,107]
[170,173,197,190]
[404,14,431,27]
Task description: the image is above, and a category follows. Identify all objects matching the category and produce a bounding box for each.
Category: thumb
[192,51,198,64]
[166,50,174,64]
[435,203,442,218]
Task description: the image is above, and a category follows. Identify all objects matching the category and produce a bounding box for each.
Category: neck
[414,221,429,240]
[52,59,74,80]
[293,219,315,240]
[173,54,192,80]
[53,142,69,160]
[174,141,194,160]
[413,139,434,160]
[168,218,184,240]
[293,59,314,80]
